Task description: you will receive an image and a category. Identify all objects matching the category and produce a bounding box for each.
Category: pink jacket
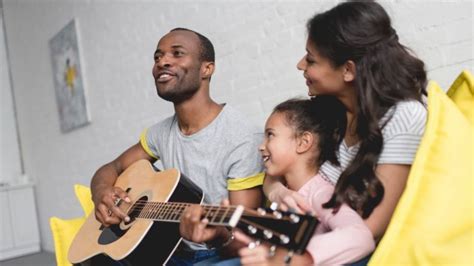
[298,174,375,265]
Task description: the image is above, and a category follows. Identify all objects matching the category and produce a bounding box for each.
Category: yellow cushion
[369,82,474,265]
[49,216,86,266]
[74,184,94,216]
[447,70,474,124]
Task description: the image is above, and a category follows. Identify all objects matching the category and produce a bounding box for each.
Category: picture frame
[49,19,90,133]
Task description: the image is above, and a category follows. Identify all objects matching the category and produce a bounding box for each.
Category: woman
[257,1,427,264]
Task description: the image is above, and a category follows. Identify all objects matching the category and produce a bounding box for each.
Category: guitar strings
[130,201,241,224]
[128,201,294,223]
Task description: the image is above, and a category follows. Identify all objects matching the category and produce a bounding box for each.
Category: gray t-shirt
[320,100,427,184]
[140,104,264,204]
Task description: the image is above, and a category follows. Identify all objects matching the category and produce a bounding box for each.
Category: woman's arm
[366,164,410,241]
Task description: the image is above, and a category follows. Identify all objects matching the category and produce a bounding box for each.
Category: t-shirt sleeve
[139,127,160,160]
[378,101,427,165]
[226,133,264,191]
[305,180,375,265]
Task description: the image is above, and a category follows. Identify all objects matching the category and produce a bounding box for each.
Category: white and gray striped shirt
[320,100,427,184]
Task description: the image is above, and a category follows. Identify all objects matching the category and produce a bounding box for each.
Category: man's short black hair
[170,28,215,63]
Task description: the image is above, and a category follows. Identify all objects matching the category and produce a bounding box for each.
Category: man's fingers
[113,187,131,203]
[111,205,129,222]
[188,205,203,223]
[104,215,121,225]
[220,198,230,207]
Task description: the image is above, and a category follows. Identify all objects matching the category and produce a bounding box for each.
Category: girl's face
[259,112,298,177]
[297,39,347,97]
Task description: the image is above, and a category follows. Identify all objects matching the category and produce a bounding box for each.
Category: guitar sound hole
[124,196,148,225]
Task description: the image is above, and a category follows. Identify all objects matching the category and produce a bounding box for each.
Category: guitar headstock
[237,204,319,254]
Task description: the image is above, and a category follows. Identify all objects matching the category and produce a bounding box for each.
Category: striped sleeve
[378,101,427,165]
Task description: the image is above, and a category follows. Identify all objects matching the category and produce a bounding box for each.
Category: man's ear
[342,60,356,82]
[296,131,314,154]
[201,61,215,80]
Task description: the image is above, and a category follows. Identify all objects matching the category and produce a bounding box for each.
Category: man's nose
[157,54,172,68]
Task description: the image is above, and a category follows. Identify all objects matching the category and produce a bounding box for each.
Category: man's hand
[93,186,131,227]
[179,199,232,246]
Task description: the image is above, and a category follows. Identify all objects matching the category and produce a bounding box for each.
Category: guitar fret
[151,202,159,219]
[146,203,153,219]
[141,202,149,219]
[219,206,230,224]
[170,203,180,221]
[209,205,221,224]
[203,205,213,221]
[162,203,170,220]
[177,203,187,221]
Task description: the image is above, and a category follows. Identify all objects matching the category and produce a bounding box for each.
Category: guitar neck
[131,200,244,227]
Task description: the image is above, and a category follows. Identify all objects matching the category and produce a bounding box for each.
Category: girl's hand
[265,176,311,214]
[273,188,312,214]
[235,231,275,266]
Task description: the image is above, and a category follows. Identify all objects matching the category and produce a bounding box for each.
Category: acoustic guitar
[68,159,318,265]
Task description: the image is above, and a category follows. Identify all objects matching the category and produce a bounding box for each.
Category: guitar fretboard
[130,201,244,227]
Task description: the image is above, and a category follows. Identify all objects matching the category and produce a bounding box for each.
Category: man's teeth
[159,74,170,80]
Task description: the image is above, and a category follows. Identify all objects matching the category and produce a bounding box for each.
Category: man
[91,28,264,264]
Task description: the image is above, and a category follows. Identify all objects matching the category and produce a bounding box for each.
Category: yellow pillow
[369,82,474,265]
[50,216,86,266]
[447,70,474,124]
[74,184,94,216]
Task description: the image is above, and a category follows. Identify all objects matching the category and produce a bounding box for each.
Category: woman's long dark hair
[307,1,427,218]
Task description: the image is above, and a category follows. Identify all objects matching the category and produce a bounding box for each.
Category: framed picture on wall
[49,19,90,133]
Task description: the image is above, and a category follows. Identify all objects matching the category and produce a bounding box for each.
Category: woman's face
[297,39,348,97]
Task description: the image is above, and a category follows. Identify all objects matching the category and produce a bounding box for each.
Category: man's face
[152,30,203,103]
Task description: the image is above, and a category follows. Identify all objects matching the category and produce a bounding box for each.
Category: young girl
[264,1,427,246]
[237,96,375,265]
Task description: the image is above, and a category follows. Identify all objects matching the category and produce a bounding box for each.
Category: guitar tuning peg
[263,230,273,239]
[279,234,290,244]
[273,211,282,219]
[247,225,257,234]
[268,245,277,257]
[269,202,278,211]
[257,208,266,216]
[289,213,300,223]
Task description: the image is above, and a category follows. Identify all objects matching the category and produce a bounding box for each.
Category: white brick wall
[2,0,472,252]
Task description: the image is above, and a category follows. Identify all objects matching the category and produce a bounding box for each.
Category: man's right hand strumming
[93,185,131,227]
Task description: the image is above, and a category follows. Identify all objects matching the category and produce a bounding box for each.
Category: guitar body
[68,160,203,265]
